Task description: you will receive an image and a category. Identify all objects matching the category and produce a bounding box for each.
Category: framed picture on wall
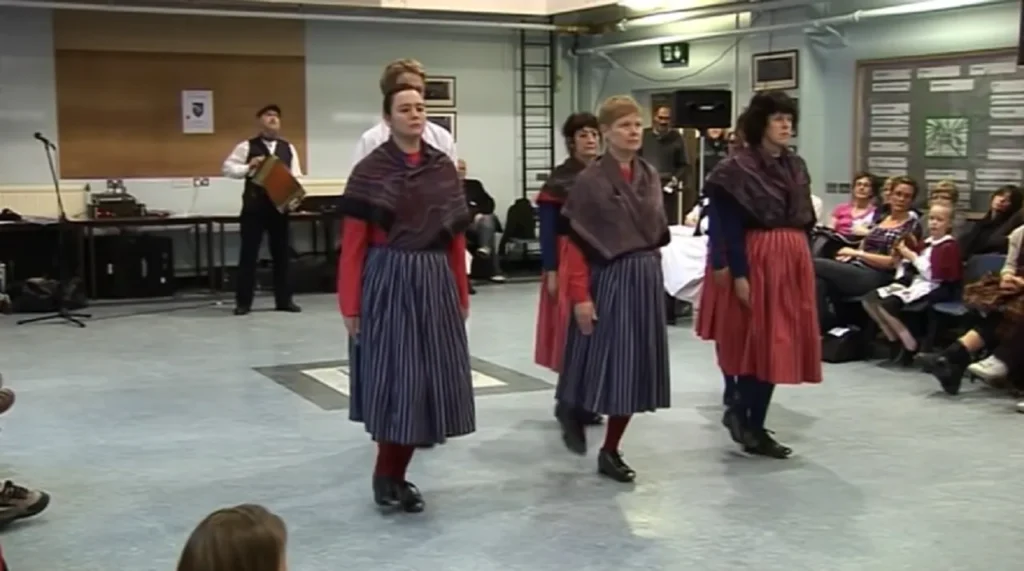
[427,111,457,141]
[752,50,799,91]
[424,77,456,107]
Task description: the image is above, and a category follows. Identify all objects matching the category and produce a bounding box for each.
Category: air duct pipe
[0,0,565,31]
[576,0,1015,55]
[618,0,829,31]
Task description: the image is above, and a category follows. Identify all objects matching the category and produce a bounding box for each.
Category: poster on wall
[181,90,214,134]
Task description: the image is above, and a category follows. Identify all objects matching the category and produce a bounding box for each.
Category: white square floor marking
[302,366,506,396]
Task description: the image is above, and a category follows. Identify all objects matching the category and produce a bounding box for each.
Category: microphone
[33,132,55,149]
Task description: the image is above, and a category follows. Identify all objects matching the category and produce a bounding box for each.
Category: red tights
[374,442,415,480]
[602,415,631,452]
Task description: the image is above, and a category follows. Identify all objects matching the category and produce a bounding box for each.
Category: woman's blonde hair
[177,504,287,571]
[597,95,642,126]
[930,179,959,205]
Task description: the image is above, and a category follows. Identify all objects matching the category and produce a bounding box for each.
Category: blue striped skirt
[555,250,671,416]
[348,247,475,445]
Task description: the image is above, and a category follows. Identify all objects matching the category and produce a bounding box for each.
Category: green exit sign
[659,42,689,67]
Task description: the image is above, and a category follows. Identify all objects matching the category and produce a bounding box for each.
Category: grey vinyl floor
[1,284,1022,571]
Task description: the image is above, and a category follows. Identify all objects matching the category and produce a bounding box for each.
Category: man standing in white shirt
[351,59,458,165]
[221,104,303,316]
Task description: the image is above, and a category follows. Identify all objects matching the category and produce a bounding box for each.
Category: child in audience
[861,202,962,366]
[177,504,287,571]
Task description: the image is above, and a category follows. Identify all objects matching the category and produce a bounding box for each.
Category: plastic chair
[920,253,1006,351]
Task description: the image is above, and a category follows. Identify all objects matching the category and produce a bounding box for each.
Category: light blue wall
[576,0,1021,211]
[0,8,574,275]
[816,2,1020,193]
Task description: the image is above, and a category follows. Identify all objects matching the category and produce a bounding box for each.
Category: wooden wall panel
[52,11,305,56]
[55,50,307,179]
[52,10,306,179]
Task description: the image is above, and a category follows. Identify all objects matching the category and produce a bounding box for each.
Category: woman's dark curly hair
[737,90,799,147]
[561,112,600,154]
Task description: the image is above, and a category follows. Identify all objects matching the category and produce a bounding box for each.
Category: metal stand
[17,135,91,328]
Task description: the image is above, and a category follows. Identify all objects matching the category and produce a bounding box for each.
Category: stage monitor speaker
[671,89,732,130]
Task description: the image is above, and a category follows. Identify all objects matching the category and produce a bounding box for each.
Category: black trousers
[813,258,891,330]
[236,196,292,308]
[663,191,681,225]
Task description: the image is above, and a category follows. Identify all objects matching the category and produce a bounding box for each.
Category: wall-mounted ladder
[517,29,557,202]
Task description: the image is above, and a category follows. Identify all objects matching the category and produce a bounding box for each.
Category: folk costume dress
[696,147,820,458]
[555,154,672,424]
[696,147,822,386]
[337,140,475,448]
[534,158,586,372]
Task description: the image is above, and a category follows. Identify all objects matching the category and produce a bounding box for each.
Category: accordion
[250,155,306,213]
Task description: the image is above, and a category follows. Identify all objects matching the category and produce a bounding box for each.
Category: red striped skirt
[695,228,822,385]
[534,237,571,372]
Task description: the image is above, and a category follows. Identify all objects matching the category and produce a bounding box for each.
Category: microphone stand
[17,136,91,328]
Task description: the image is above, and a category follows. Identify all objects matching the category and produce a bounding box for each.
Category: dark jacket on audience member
[957,205,1024,260]
[463,178,495,216]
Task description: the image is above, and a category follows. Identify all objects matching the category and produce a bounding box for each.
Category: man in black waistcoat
[221,104,302,316]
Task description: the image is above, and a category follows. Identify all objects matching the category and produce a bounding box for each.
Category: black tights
[734,376,776,430]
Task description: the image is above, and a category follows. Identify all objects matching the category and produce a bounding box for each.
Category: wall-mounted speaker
[671,89,732,130]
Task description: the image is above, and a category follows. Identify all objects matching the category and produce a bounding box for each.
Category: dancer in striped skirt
[337,84,474,513]
[554,95,672,483]
[696,90,822,459]
[534,112,603,426]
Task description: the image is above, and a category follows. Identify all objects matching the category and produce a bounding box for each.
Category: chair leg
[922,310,939,354]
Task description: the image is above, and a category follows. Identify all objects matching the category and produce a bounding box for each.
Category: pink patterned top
[830,202,876,235]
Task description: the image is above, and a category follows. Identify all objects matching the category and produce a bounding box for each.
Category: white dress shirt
[222,139,303,179]
[351,121,458,166]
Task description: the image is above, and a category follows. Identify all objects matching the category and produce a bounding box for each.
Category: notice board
[855,49,1024,213]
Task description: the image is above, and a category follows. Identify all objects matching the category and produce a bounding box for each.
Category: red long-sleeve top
[560,162,634,305]
[335,151,470,317]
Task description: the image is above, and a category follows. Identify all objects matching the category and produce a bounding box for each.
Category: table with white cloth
[660,224,708,305]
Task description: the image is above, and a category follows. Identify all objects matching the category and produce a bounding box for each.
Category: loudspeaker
[672,89,732,130]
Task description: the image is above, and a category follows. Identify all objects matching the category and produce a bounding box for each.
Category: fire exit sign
[659,42,689,67]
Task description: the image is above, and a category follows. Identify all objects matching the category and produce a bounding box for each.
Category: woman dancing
[534,112,603,425]
[554,95,672,483]
[696,90,822,459]
[337,84,474,513]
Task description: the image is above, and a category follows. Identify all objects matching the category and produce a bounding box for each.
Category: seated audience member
[871,176,896,223]
[861,202,961,366]
[929,179,958,207]
[815,175,922,330]
[932,225,1024,395]
[957,185,1023,260]
[966,319,1024,399]
[457,159,505,283]
[0,375,50,530]
[177,504,287,571]
[829,171,876,236]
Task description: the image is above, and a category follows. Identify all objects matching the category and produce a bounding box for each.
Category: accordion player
[220,103,303,316]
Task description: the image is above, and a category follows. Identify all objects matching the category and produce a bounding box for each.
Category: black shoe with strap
[555,407,587,455]
[721,406,746,445]
[372,476,400,509]
[743,429,792,459]
[597,449,636,483]
[396,481,425,513]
